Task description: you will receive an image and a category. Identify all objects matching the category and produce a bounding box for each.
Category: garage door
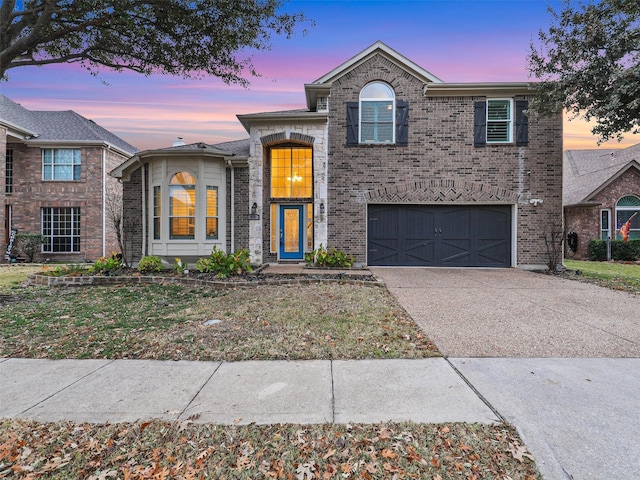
[367,204,512,267]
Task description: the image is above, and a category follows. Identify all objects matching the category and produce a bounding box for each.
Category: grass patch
[0,265,42,293]
[0,283,439,361]
[564,259,640,295]
[1,419,541,479]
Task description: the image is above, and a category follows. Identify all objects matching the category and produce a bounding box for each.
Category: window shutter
[474,101,487,146]
[395,100,409,145]
[346,102,359,145]
[515,99,529,146]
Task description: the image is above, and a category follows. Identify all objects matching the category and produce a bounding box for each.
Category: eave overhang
[425,82,534,97]
[237,111,327,133]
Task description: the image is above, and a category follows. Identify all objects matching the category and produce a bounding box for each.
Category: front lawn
[0,282,438,361]
[564,259,640,294]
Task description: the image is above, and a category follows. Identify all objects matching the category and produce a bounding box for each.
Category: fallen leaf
[509,442,534,462]
[381,448,397,459]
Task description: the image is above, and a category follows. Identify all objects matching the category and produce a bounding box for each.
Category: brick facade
[326,55,563,268]
[565,168,640,259]
[2,143,128,263]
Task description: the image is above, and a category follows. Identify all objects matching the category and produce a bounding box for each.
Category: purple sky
[2,0,638,151]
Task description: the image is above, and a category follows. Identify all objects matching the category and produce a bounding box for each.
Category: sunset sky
[2,0,638,152]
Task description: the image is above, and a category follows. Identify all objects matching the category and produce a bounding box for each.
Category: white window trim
[359,82,396,144]
[600,209,611,240]
[486,98,513,144]
[42,148,81,181]
[615,195,640,239]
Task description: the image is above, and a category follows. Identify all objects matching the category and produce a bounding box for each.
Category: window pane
[488,100,510,120]
[270,147,312,199]
[41,207,80,252]
[487,123,509,142]
[169,179,195,239]
[153,186,161,240]
[206,186,218,239]
[361,82,394,99]
[42,149,81,181]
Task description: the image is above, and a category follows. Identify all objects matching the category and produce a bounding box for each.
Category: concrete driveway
[371,267,639,358]
[371,267,640,480]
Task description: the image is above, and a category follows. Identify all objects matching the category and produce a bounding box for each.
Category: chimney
[173,137,186,147]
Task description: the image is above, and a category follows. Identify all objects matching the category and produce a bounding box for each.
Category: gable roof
[564,143,640,206]
[0,95,137,156]
[312,41,444,85]
[304,41,443,112]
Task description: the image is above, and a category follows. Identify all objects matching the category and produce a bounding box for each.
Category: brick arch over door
[364,179,520,204]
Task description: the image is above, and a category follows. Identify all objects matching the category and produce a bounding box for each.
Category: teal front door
[280,205,304,260]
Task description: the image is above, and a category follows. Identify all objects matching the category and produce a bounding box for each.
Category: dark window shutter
[515,99,529,146]
[346,102,359,145]
[395,100,409,145]
[474,101,487,146]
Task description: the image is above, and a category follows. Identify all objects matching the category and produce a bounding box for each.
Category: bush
[15,233,44,262]
[137,255,164,274]
[305,244,355,268]
[195,247,253,278]
[90,255,123,275]
[587,240,640,261]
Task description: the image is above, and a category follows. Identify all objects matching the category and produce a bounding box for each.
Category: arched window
[616,195,640,240]
[359,82,395,143]
[169,171,196,239]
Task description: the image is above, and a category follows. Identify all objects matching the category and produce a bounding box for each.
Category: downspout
[227,158,235,251]
[139,160,147,257]
[102,146,110,257]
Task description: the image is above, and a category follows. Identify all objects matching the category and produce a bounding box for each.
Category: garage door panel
[403,239,436,265]
[368,204,512,267]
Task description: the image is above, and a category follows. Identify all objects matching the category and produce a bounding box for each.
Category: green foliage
[587,240,640,261]
[2,0,311,83]
[137,256,164,274]
[195,247,253,278]
[528,0,640,143]
[45,264,89,277]
[305,244,355,268]
[15,233,44,262]
[90,256,123,275]
[173,258,189,274]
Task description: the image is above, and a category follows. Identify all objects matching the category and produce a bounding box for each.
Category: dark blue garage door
[367,204,512,267]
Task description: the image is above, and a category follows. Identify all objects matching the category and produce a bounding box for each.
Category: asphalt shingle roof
[0,95,137,155]
[563,143,640,206]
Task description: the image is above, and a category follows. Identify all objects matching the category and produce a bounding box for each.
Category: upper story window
[169,171,196,239]
[359,82,395,144]
[42,148,81,181]
[474,99,528,147]
[5,148,13,193]
[486,99,513,143]
[270,146,313,199]
[347,84,408,146]
[616,195,640,240]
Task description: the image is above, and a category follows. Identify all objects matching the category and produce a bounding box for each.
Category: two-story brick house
[112,41,563,269]
[1,95,137,263]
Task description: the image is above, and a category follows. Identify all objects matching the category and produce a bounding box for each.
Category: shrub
[587,240,640,261]
[44,264,89,277]
[15,233,44,262]
[137,255,164,274]
[90,255,123,275]
[305,244,355,268]
[195,247,253,278]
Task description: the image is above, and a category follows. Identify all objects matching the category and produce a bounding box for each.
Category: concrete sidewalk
[0,357,498,425]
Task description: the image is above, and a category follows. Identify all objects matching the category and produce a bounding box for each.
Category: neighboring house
[564,143,640,259]
[111,41,563,269]
[1,95,137,263]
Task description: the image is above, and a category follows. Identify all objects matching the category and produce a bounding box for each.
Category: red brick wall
[565,168,640,259]
[1,143,126,263]
[326,54,563,267]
